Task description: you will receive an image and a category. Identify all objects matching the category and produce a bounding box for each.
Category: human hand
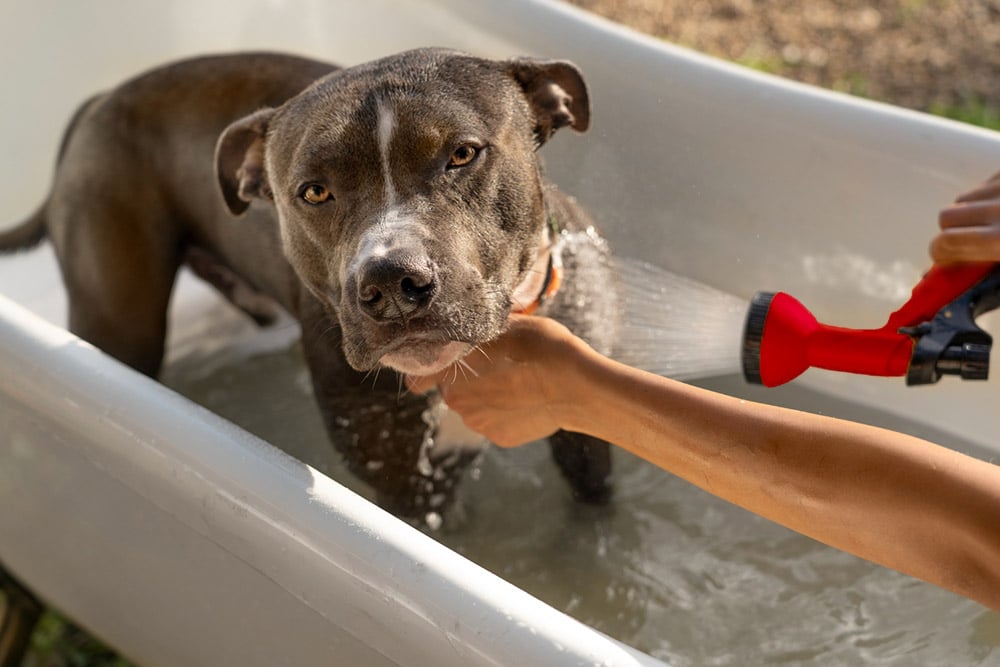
[932,170,1000,264]
[405,315,589,447]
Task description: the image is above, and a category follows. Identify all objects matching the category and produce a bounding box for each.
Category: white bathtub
[2,1,999,665]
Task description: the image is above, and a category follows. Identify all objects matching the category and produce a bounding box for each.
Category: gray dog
[1,49,620,520]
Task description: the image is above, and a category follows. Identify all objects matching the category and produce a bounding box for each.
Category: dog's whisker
[361,365,382,390]
[264,319,301,335]
[456,358,478,379]
[311,321,340,346]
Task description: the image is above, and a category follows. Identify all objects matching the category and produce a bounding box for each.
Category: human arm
[407,315,1000,612]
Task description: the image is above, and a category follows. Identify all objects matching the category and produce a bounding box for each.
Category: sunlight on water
[611,256,748,380]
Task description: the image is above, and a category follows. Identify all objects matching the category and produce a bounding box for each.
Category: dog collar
[514,215,563,315]
[516,254,562,315]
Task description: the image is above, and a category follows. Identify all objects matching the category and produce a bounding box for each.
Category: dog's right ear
[506,58,590,146]
[215,108,275,216]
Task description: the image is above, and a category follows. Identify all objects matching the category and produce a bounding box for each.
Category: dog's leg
[298,303,474,520]
[548,431,613,504]
[183,246,280,326]
[55,206,180,378]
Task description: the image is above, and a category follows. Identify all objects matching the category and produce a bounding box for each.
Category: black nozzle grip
[742,292,775,385]
[904,267,1000,385]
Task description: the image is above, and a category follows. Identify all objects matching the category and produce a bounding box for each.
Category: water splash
[418,393,447,531]
[418,392,445,477]
[611,256,748,380]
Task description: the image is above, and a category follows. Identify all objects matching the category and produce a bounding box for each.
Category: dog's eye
[447,144,479,169]
[300,183,333,205]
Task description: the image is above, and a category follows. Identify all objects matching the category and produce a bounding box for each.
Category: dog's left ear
[507,58,590,146]
[215,108,276,216]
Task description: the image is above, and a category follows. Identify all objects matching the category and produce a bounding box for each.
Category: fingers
[402,315,570,447]
[934,192,1000,263]
[934,170,1000,265]
[931,226,1000,264]
[939,199,1000,229]
[405,343,505,397]
[405,315,563,393]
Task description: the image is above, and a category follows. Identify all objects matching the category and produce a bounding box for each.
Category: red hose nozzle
[742,263,999,387]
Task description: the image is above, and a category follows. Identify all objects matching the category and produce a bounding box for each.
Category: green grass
[23,611,134,667]
[734,53,1000,133]
[831,73,871,99]
[928,97,1000,132]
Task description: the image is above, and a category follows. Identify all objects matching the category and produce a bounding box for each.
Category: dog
[1,49,621,520]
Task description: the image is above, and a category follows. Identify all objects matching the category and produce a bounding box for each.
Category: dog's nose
[357,256,437,320]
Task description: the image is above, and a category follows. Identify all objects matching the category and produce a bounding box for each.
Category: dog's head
[216,48,589,374]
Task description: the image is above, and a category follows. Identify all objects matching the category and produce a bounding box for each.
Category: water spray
[741,263,1000,387]
[612,256,748,381]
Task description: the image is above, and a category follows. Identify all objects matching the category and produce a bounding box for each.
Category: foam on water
[611,256,748,380]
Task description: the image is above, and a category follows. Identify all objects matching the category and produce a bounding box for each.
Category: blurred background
[570,0,1000,129]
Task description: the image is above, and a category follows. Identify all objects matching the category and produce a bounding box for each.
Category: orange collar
[514,252,562,315]
[513,213,564,315]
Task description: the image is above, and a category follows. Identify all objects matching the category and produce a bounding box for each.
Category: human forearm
[559,348,1000,610]
[409,315,1000,610]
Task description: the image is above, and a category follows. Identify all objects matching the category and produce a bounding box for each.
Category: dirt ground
[565,0,1000,114]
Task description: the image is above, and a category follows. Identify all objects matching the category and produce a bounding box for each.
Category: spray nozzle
[742,263,1000,387]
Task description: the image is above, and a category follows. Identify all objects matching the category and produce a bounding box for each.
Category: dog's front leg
[298,305,473,521]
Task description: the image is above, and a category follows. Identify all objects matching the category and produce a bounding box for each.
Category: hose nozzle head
[741,291,818,386]
[743,264,1000,388]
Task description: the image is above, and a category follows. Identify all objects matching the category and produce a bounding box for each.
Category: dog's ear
[215,108,275,216]
[507,58,590,145]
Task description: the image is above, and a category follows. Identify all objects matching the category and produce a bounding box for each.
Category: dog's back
[2,54,337,375]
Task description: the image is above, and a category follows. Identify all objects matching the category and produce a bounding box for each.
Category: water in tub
[153,243,997,667]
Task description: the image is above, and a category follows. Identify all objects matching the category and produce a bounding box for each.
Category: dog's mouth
[374,334,473,375]
[334,292,504,374]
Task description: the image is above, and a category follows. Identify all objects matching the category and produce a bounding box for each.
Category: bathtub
[2,1,999,665]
